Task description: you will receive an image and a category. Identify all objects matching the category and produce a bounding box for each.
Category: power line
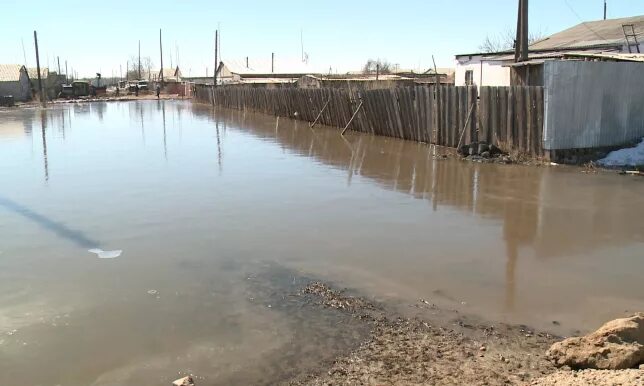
[563,0,607,41]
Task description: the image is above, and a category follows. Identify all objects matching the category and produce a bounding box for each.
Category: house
[0,64,31,101]
[455,15,644,87]
[157,66,182,83]
[27,67,64,99]
[214,57,327,85]
[297,74,415,90]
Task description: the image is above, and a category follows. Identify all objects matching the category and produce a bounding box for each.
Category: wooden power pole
[159,29,164,86]
[604,0,607,20]
[33,31,45,106]
[138,40,141,79]
[514,0,529,62]
[213,30,218,87]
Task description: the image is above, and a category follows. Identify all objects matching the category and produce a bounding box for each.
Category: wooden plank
[535,86,544,156]
[457,87,466,145]
[450,87,458,147]
[507,87,516,152]
[424,87,432,143]
[469,86,478,144]
[517,86,526,152]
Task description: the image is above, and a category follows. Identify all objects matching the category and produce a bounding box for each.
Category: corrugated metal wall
[543,61,644,150]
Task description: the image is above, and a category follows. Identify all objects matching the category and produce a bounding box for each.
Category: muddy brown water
[0,100,642,385]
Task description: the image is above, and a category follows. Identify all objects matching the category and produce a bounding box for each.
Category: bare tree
[478,28,546,53]
[362,59,392,74]
[127,56,154,79]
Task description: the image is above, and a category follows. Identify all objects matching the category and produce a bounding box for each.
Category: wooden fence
[195,84,544,156]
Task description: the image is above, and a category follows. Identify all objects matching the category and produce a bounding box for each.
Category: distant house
[214,57,326,85]
[158,66,182,83]
[27,67,64,99]
[297,74,415,90]
[0,65,31,101]
[455,15,644,87]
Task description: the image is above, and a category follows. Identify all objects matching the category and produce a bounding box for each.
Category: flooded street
[0,100,643,385]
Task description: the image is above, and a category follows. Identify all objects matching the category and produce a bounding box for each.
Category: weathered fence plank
[195,84,545,157]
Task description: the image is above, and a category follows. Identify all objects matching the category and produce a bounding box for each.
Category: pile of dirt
[547,313,644,370]
[531,369,643,385]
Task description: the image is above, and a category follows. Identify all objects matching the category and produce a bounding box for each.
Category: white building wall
[455,56,511,87]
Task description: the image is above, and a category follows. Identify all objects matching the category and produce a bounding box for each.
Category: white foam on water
[88,249,123,259]
[598,137,644,166]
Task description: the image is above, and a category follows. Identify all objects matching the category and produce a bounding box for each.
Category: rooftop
[456,15,644,58]
[530,15,644,51]
[220,57,328,76]
[27,67,49,80]
[0,64,26,82]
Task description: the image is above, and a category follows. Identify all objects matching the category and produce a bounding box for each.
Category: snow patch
[597,138,644,167]
[88,248,122,259]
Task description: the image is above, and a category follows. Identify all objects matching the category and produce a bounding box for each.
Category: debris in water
[88,248,122,259]
[147,289,158,295]
[172,375,195,386]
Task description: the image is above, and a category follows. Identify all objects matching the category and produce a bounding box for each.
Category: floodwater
[0,100,643,385]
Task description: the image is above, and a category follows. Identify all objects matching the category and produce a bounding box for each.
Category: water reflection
[191,105,644,313]
[1,101,642,330]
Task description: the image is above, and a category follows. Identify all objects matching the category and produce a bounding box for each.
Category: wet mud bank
[243,264,563,385]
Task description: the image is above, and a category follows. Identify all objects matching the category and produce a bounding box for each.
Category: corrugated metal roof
[0,64,26,82]
[530,15,644,51]
[490,48,619,62]
[562,52,644,62]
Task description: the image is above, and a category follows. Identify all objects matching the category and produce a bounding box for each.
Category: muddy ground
[288,282,559,385]
[241,265,641,386]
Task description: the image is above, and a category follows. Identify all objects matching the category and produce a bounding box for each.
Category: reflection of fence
[195,84,544,156]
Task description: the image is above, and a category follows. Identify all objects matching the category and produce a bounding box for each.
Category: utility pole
[33,31,45,106]
[514,0,529,62]
[300,28,304,62]
[213,30,218,87]
[604,0,607,20]
[271,52,274,73]
[21,38,27,67]
[159,29,164,86]
[126,61,129,81]
[138,40,141,79]
[57,56,61,77]
[65,60,68,83]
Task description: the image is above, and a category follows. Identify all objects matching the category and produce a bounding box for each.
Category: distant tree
[362,59,392,74]
[126,56,154,79]
[478,28,546,53]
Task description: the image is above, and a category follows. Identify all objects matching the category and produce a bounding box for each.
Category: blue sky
[1,0,643,77]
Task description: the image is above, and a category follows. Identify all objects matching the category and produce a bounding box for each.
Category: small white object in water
[88,248,122,259]
[147,289,158,295]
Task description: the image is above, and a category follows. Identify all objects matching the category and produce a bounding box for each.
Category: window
[465,70,474,86]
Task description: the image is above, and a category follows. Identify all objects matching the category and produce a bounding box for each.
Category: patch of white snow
[597,138,644,166]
